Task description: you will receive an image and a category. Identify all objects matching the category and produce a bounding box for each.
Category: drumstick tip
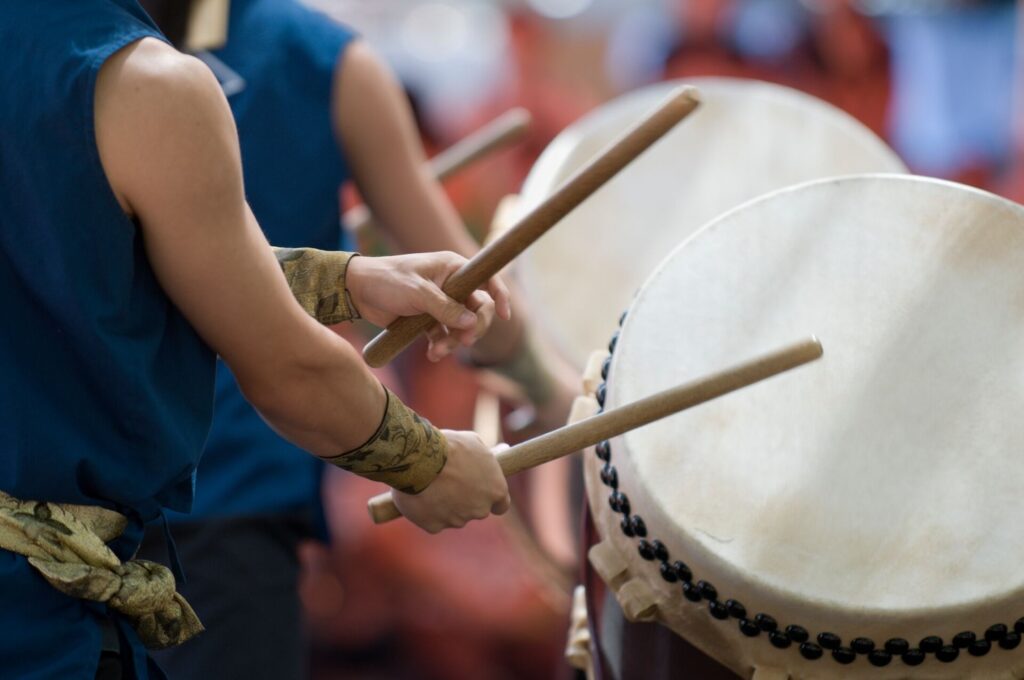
[670,84,702,105]
[806,335,824,358]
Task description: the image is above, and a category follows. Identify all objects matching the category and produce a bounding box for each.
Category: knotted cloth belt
[0,491,202,649]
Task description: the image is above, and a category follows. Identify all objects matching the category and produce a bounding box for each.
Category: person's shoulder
[97,37,221,108]
[94,37,238,213]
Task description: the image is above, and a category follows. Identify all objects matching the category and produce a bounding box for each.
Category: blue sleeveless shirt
[0,1,214,677]
[172,0,356,522]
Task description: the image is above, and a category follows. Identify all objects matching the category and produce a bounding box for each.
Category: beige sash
[0,491,203,649]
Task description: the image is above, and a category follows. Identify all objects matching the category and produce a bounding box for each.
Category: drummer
[133,0,577,677]
[0,1,514,678]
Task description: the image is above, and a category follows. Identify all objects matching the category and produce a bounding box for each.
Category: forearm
[240,330,446,491]
[95,39,452,492]
[367,164,479,257]
[232,318,380,453]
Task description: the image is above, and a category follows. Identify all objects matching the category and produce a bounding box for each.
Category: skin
[93,37,511,531]
[333,43,514,358]
[335,42,579,562]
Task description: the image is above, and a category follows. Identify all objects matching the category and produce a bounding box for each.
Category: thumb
[418,283,477,330]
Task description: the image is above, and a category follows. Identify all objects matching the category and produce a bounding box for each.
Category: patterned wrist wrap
[273,247,359,325]
[0,491,203,649]
[321,388,448,494]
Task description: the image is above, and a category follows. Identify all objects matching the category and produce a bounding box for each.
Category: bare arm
[93,38,510,530]
[333,42,480,257]
[334,43,534,362]
[95,39,390,456]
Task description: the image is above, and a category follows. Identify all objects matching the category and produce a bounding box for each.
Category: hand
[392,431,511,533]
[347,252,512,362]
[507,358,580,436]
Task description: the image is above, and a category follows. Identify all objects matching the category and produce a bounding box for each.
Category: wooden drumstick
[428,108,531,182]
[343,108,532,234]
[367,336,823,524]
[362,86,702,368]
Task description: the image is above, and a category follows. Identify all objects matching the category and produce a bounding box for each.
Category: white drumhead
[517,78,906,368]
[599,174,1024,677]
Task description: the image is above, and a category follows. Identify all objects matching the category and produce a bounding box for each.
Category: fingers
[421,290,498,361]
[486,275,512,321]
[418,279,477,332]
[491,493,511,516]
[424,323,457,362]
[488,443,511,515]
[458,290,496,347]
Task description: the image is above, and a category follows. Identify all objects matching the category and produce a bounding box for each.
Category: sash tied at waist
[0,491,203,649]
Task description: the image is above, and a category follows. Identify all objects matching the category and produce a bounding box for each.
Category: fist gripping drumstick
[368,337,823,525]
[343,108,532,235]
[361,86,702,368]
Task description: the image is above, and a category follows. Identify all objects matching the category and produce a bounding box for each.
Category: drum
[577,174,1024,679]
[514,77,907,369]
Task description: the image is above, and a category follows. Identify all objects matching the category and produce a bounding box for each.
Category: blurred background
[295,1,1022,678]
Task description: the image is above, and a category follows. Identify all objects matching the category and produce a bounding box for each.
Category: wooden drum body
[581,175,1024,679]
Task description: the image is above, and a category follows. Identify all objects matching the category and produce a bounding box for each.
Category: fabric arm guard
[320,388,449,494]
[273,247,360,325]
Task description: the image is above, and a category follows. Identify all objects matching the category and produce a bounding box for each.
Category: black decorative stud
[868,650,892,667]
[999,632,1021,650]
[935,645,959,663]
[601,356,612,380]
[884,638,909,655]
[595,383,606,407]
[985,624,1008,642]
[599,464,618,489]
[851,637,875,655]
[968,639,991,657]
[659,562,677,583]
[637,539,656,561]
[739,619,760,637]
[629,515,647,537]
[1015,617,1024,635]
[672,560,692,583]
[901,649,925,666]
[755,613,777,633]
[608,331,619,354]
[619,516,634,537]
[919,636,943,653]
[651,539,669,562]
[595,440,611,461]
[952,631,975,649]
[817,632,841,650]
[832,647,856,664]
[612,492,630,516]
[709,600,729,620]
[799,642,823,660]
[785,625,808,643]
[618,310,628,327]
[682,581,702,603]
[697,580,717,602]
[725,599,746,620]
[769,631,791,649]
